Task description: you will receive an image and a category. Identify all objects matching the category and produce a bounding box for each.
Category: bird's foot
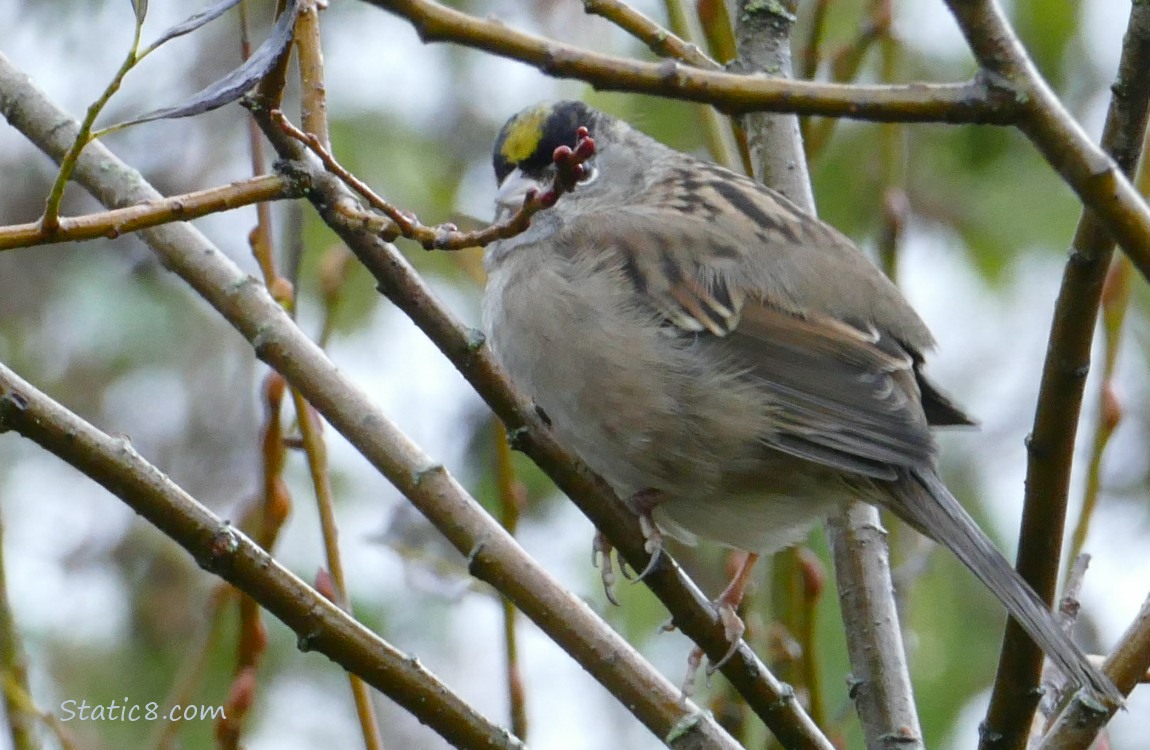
[627,488,664,580]
[591,530,625,605]
[681,552,761,695]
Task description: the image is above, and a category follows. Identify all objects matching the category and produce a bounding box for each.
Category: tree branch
[0,363,524,750]
[1037,592,1150,750]
[0,50,750,750]
[951,2,1150,746]
[945,0,1150,287]
[360,0,1019,124]
[0,175,294,251]
[582,0,721,70]
[731,2,924,746]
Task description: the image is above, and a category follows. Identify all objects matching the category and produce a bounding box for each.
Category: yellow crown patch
[498,105,550,166]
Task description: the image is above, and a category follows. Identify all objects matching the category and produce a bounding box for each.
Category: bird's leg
[627,488,665,580]
[710,551,760,670]
[682,551,761,694]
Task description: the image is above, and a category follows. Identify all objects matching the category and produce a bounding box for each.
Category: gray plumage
[483,101,1121,705]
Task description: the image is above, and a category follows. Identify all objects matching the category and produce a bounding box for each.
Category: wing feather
[552,205,962,478]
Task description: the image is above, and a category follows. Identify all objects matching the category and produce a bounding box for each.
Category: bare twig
[291,389,384,750]
[0,175,294,251]
[1037,593,1150,750]
[583,0,720,70]
[493,423,529,741]
[1066,257,1132,570]
[295,0,330,149]
[360,0,1020,124]
[39,7,145,231]
[271,110,595,250]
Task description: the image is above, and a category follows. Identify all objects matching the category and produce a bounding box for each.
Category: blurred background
[0,0,1147,748]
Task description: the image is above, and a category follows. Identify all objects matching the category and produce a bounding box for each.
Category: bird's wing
[552,206,943,479]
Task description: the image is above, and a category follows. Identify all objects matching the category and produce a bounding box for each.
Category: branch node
[505,426,530,451]
[768,683,796,711]
[412,463,445,487]
[465,327,486,352]
[0,389,29,432]
[201,523,241,573]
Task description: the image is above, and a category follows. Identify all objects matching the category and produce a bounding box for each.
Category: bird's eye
[576,165,599,186]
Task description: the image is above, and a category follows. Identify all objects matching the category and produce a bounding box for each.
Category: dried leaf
[131,0,148,25]
[116,0,300,128]
[142,0,244,56]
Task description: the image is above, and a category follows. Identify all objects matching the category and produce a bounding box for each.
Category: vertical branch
[292,390,386,750]
[0,515,36,750]
[730,0,813,205]
[964,4,1150,746]
[733,1,922,745]
[493,423,528,741]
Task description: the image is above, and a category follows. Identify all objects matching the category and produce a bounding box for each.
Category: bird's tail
[888,467,1122,707]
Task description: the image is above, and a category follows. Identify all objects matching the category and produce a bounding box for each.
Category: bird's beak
[495,168,547,219]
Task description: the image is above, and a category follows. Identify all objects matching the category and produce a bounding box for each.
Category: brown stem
[362,0,1020,124]
[0,175,294,251]
[939,3,1150,747]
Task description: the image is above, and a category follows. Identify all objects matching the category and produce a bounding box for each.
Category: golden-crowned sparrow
[482,100,1119,704]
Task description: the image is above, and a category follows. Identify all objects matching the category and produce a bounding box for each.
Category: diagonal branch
[0,363,524,750]
[0,50,751,750]
[945,0,1150,286]
[0,175,295,251]
[1037,592,1150,750]
[258,118,834,749]
[582,0,721,70]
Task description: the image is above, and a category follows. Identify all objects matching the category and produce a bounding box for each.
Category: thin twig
[583,0,720,69]
[291,389,385,750]
[493,422,528,741]
[1036,593,1150,750]
[271,110,595,250]
[39,8,144,231]
[0,175,294,251]
[1065,256,1132,571]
